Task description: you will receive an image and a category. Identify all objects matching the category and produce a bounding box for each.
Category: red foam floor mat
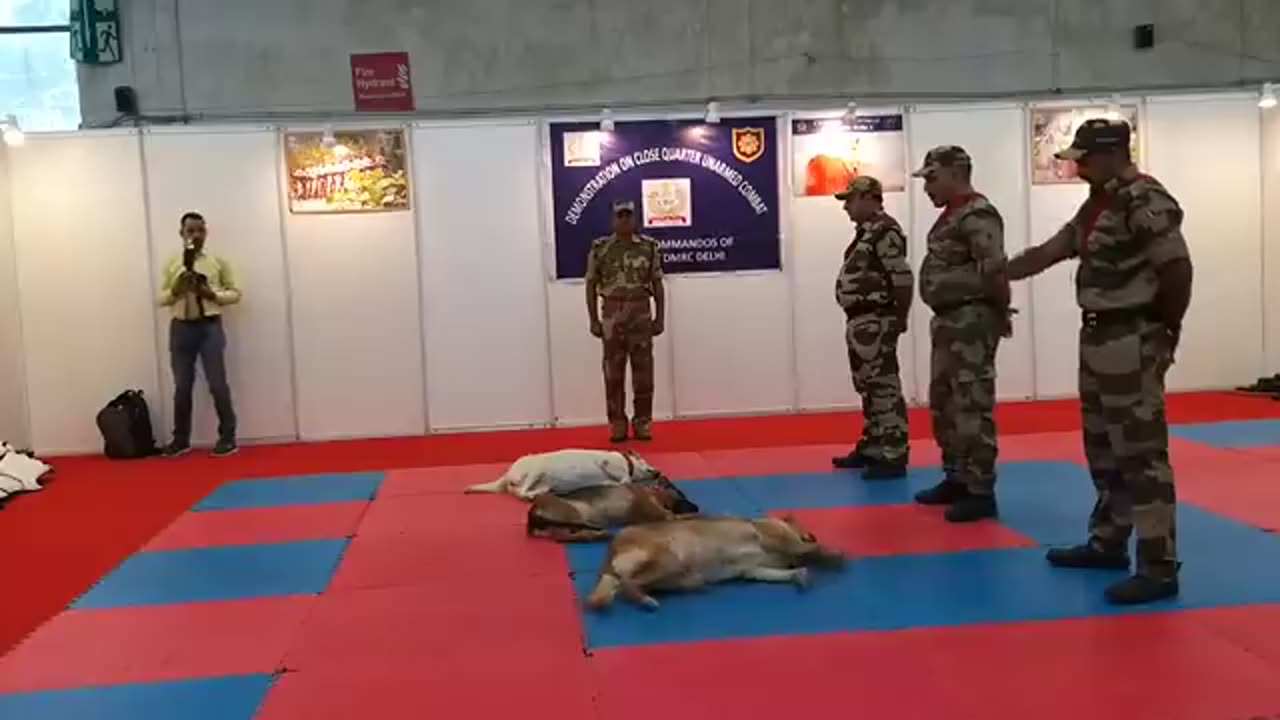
[328,526,568,590]
[143,501,369,551]
[0,595,314,693]
[1190,603,1280,667]
[767,505,1036,557]
[379,463,511,497]
[282,579,584,672]
[353,493,527,538]
[259,650,596,720]
[590,609,1280,720]
[3,391,1278,656]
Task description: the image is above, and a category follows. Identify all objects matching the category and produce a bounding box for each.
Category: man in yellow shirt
[156,212,241,457]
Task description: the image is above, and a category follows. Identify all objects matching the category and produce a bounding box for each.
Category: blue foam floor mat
[193,472,384,511]
[564,461,1280,648]
[71,539,350,609]
[0,674,274,720]
[1170,419,1280,448]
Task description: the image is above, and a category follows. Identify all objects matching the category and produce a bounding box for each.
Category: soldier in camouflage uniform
[584,199,665,443]
[911,146,1014,523]
[1009,119,1192,605]
[829,176,914,479]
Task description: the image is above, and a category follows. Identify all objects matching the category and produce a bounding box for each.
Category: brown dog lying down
[527,482,698,543]
[585,515,845,610]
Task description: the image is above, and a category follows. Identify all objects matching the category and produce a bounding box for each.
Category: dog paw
[792,568,811,589]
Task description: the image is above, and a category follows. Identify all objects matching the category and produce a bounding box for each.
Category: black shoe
[1104,574,1179,604]
[1046,543,1131,570]
[944,494,997,522]
[161,441,191,458]
[914,479,968,505]
[211,439,239,457]
[832,448,870,469]
[861,461,907,480]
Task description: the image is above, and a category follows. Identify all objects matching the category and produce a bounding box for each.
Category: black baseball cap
[1055,118,1131,160]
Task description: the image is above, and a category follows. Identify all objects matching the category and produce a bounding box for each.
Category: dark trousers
[170,317,236,444]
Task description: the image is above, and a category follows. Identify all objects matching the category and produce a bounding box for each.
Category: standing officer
[911,146,1013,522]
[1008,118,1191,604]
[584,199,665,443]
[829,176,913,479]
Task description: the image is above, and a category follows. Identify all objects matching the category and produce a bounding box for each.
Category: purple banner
[549,117,781,279]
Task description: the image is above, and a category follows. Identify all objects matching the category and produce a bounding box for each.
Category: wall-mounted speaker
[113,85,138,115]
[1134,24,1155,50]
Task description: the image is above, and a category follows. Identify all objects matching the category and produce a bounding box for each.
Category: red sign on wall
[350,52,415,112]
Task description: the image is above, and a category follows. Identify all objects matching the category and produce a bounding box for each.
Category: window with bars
[1,0,81,131]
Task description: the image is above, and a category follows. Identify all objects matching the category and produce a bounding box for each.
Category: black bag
[96,390,158,459]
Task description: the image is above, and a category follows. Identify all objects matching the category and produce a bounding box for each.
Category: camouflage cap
[911,145,972,178]
[1055,118,1131,161]
[612,199,636,214]
[834,176,883,200]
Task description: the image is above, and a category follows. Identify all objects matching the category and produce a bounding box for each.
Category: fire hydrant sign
[350,52,414,112]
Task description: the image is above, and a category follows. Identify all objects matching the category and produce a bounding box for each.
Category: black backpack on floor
[96,390,158,459]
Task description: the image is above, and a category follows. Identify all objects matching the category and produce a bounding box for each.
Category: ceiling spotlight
[321,126,337,147]
[1260,82,1277,109]
[705,101,720,124]
[600,108,615,131]
[843,101,858,124]
[1,115,23,147]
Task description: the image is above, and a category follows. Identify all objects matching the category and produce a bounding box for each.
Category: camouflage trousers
[846,312,909,464]
[1079,315,1178,579]
[929,303,1001,494]
[601,298,655,433]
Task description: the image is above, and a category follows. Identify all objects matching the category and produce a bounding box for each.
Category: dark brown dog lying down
[585,515,846,610]
[526,482,699,542]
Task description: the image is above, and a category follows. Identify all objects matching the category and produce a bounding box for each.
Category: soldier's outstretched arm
[1008,223,1076,280]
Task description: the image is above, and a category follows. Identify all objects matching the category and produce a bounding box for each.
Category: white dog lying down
[464,448,663,500]
[586,515,846,610]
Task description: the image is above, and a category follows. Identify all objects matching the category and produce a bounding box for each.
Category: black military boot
[832,443,871,469]
[944,493,997,522]
[1104,573,1180,605]
[914,478,968,505]
[1045,543,1131,570]
[862,460,907,480]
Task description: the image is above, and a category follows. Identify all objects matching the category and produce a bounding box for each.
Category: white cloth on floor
[0,443,51,493]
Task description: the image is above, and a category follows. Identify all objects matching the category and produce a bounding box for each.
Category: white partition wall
[284,128,426,441]
[668,272,796,417]
[789,108,920,410]
[1265,101,1280,372]
[906,105,1037,402]
[545,282,676,426]
[413,121,553,430]
[142,127,298,445]
[8,132,161,454]
[0,146,28,448]
[1146,94,1265,391]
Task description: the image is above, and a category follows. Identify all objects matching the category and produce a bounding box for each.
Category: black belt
[174,315,220,324]
[1081,305,1160,327]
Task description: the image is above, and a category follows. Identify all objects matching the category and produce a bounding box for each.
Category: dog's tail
[586,572,622,609]
[463,475,507,494]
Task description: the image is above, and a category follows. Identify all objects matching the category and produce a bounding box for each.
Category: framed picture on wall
[283,128,411,213]
[1030,105,1141,185]
[790,114,907,196]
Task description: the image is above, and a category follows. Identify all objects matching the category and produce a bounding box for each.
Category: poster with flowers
[1030,105,1141,185]
[791,114,906,196]
[284,128,411,213]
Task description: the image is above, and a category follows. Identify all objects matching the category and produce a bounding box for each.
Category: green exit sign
[70,0,122,65]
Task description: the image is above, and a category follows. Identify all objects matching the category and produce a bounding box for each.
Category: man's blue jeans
[169,316,236,444]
